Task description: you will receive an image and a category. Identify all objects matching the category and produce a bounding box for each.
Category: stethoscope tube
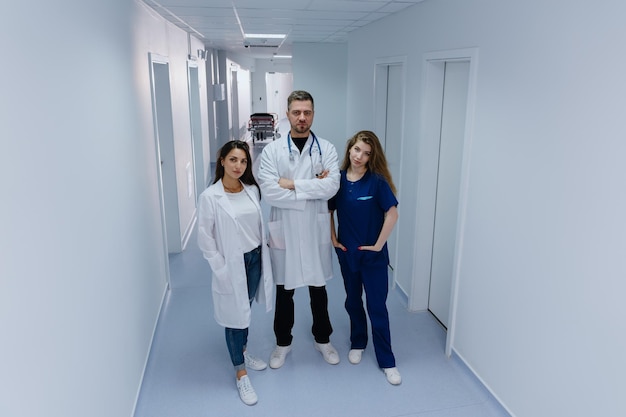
[287,131,322,160]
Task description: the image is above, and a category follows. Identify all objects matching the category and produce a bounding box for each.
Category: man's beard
[293,124,309,135]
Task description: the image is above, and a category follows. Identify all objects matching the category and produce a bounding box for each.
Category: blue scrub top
[329,170,398,271]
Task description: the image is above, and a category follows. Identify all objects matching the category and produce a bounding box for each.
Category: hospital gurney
[248,113,277,143]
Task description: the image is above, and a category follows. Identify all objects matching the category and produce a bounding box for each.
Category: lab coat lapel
[215,179,238,221]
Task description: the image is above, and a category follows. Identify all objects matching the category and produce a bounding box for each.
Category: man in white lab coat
[258,90,341,369]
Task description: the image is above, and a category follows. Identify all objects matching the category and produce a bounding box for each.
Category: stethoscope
[287,131,322,161]
[287,131,324,177]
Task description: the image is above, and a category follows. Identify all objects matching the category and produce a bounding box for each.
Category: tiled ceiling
[143,0,424,59]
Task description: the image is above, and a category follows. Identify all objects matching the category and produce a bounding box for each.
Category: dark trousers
[273,284,333,346]
[338,259,396,369]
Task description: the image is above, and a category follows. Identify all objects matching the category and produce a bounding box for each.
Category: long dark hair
[213,140,261,198]
[340,130,397,195]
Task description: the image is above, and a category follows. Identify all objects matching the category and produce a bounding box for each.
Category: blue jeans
[225,246,262,371]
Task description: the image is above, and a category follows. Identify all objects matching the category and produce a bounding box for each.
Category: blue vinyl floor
[133,222,511,417]
[135,143,510,417]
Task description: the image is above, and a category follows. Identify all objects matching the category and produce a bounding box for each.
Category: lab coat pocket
[211,265,234,294]
[267,220,286,249]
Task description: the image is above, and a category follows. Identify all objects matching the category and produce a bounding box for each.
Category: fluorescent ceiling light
[245,33,286,39]
[273,55,292,59]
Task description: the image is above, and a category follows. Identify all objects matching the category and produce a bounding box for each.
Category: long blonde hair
[340,130,397,195]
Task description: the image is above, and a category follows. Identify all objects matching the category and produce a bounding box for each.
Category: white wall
[346,1,626,416]
[265,72,294,117]
[204,48,219,166]
[0,1,210,416]
[135,2,209,247]
[292,43,349,151]
[251,58,293,115]
[213,53,255,146]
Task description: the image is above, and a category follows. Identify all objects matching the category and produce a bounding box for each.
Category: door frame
[148,52,174,285]
[187,60,205,200]
[373,56,407,290]
[427,60,470,329]
[409,48,479,356]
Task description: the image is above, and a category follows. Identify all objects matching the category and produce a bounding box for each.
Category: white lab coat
[258,133,340,289]
[197,181,273,329]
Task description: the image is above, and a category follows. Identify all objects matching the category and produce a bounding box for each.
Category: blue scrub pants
[225,246,262,371]
[337,252,396,369]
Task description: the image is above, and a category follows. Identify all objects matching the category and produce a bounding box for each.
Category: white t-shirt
[227,189,261,253]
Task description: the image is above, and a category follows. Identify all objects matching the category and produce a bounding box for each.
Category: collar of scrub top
[287,131,322,161]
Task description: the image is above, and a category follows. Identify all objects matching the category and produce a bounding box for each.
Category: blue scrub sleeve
[374,174,398,212]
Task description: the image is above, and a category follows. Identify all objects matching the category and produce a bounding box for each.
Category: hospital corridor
[4,1,625,417]
[133,220,510,417]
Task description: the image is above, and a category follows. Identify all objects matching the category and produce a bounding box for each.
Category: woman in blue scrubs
[329,130,401,385]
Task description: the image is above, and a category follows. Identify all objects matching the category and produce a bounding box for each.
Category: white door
[374,61,404,289]
[265,72,292,116]
[150,57,182,254]
[187,63,206,197]
[428,61,470,328]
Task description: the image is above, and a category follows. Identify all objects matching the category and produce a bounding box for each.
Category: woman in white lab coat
[197,140,273,406]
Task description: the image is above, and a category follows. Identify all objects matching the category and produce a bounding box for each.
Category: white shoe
[244,351,267,371]
[348,349,363,364]
[236,375,258,405]
[269,345,291,369]
[383,367,402,385]
[314,342,340,365]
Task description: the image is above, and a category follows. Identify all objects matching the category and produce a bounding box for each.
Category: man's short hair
[287,90,314,110]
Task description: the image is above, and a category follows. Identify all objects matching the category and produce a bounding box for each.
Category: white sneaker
[383,367,402,385]
[244,351,267,371]
[348,349,363,364]
[314,342,340,365]
[269,345,291,369]
[236,375,258,405]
